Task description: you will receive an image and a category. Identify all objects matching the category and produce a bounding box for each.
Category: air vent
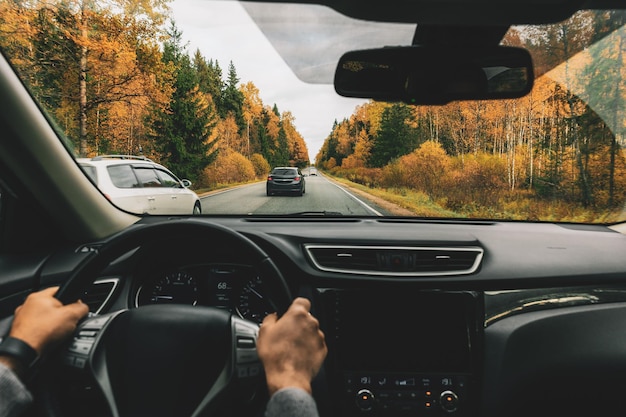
[304,245,483,276]
[81,278,119,314]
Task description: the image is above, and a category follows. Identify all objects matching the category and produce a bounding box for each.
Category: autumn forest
[316,10,626,221]
[1,1,626,221]
[0,0,310,188]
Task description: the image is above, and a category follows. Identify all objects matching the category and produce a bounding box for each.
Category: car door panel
[155,168,193,214]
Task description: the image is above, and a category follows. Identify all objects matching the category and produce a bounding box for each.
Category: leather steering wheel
[42,219,293,417]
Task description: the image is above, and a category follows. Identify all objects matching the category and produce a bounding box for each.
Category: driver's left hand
[9,286,89,356]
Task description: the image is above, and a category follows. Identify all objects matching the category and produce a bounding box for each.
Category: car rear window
[107,165,140,188]
[271,168,297,175]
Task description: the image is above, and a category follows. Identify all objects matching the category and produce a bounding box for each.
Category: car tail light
[267,176,273,181]
[294,176,301,181]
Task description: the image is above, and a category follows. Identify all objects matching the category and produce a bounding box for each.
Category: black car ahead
[266,167,305,196]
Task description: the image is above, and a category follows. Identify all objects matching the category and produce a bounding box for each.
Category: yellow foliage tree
[448,152,508,209]
[399,141,451,196]
[215,114,242,152]
[250,153,271,177]
[281,111,309,166]
[201,149,256,186]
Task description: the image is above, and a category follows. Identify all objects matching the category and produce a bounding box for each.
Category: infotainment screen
[327,290,477,373]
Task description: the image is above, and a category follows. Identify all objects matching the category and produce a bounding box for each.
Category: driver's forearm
[0,355,25,380]
[0,360,33,417]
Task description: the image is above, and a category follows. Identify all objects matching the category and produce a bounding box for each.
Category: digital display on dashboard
[330,290,475,373]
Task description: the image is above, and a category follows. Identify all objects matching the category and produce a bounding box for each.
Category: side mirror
[181,179,192,188]
[334,46,534,105]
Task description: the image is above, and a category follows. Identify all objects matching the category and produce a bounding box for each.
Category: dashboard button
[355,389,375,411]
[440,390,459,413]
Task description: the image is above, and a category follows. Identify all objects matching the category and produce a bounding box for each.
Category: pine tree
[369,103,419,167]
[220,61,245,132]
[193,50,223,106]
[147,22,218,182]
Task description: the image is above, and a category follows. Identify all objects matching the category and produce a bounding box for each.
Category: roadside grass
[327,175,460,217]
[326,173,618,223]
[501,197,624,223]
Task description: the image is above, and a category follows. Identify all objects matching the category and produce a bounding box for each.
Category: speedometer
[135,265,278,320]
[237,275,275,324]
[142,270,198,305]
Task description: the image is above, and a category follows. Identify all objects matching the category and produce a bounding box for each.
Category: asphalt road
[199,175,392,216]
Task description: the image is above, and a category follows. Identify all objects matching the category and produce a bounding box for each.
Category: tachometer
[237,275,275,324]
[143,270,198,305]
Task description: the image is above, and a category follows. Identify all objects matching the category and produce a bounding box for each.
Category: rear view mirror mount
[334,46,534,105]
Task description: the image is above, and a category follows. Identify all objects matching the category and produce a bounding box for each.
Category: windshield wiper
[288,211,343,216]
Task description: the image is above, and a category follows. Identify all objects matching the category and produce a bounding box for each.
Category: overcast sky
[169,0,370,162]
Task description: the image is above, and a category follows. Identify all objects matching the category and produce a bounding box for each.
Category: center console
[318,289,482,416]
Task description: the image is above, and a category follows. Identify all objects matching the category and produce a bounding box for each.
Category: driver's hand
[9,286,89,356]
[257,297,327,396]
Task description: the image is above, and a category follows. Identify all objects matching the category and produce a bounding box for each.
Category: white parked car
[77,155,202,215]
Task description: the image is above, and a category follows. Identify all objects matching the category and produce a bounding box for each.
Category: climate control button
[356,389,375,411]
[440,390,459,413]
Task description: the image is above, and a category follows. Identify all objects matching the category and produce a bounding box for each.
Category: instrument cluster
[134,263,275,324]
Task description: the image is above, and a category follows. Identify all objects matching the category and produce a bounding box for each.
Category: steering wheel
[41,219,293,417]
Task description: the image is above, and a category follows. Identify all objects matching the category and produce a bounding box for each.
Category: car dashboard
[33,216,626,417]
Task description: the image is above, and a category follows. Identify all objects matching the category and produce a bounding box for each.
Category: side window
[155,169,181,188]
[107,165,140,188]
[133,167,161,188]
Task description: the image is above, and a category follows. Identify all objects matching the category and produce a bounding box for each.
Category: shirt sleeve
[265,387,319,417]
[0,362,33,417]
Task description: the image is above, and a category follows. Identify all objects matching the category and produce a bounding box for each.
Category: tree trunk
[79,3,89,157]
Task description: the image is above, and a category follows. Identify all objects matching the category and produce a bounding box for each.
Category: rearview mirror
[334,46,534,105]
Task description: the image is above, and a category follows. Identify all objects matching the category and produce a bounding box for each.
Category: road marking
[199,181,263,198]
[200,177,383,216]
[328,181,383,216]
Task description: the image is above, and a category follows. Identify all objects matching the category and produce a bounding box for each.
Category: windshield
[1,1,625,221]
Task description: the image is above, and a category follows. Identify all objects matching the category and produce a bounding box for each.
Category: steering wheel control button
[237,336,256,349]
[237,364,262,378]
[68,340,93,355]
[63,313,120,370]
[81,315,111,329]
[232,317,262,382]
[73,356,88,368]
[236,349,259,364]
[248,365,261,376]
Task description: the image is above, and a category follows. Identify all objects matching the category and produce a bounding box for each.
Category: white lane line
[328,181,383,216]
